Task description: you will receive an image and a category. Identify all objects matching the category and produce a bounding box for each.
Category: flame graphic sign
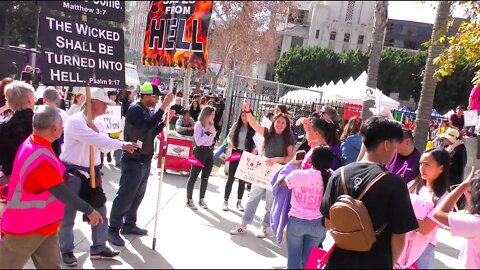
[142,1,213,70]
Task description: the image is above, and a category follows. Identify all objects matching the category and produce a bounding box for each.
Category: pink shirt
[285,169,324,220]
[470,85,480,110]
[448,212,480,269]
[414,186,448,245]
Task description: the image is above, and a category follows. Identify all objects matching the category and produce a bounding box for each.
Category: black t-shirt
[320,162,418,269]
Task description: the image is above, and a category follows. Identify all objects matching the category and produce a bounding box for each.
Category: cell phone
[295,150,306,160]
[172,87,177,95]
[82,214,90,223]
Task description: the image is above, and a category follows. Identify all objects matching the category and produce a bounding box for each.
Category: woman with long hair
[340,116,363,165]
[433,167,480,268]
[407,148,449,269]
[186,105,217,210]
[67,92,85,115]
[223,112,256,212]
[189,100,201,122]
[230,101,294,238]
[284,146,334,269]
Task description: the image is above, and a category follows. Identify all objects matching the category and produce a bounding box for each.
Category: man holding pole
[108,82,174,247]
[0,106,103,269]
[59,88,138,266]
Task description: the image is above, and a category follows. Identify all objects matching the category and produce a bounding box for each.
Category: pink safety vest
[1,136,65,234]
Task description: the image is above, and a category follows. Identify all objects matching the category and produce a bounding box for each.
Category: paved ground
[24,157,464,269]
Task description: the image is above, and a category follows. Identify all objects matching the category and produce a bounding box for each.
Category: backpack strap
[340,167,348,195]
[357,171,388,200]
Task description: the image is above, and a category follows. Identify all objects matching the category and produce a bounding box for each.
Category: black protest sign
[38,12,125,88]
[37,1,125,23]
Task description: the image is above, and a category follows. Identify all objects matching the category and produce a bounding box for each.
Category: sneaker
[198,199,208,209]
[256,226,268,238]
[62,252,78,267]
[120,225,148,236]
[222,200,229,211]
[186,199,197,210]
[229,225,247,235]
[236,200,244,212]
[108,231,125,247]
[90,247,120,260]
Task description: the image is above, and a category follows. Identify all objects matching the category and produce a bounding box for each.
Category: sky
[388,1,467,24]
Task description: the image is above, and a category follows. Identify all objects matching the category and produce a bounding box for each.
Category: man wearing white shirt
[58,88,138,266]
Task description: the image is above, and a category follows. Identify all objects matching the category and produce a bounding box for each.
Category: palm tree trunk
[413,1,451,152]
[362,1,388,121]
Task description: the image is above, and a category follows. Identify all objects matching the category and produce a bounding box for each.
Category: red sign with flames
[142,1,213,70]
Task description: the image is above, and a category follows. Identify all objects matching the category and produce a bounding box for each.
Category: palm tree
[413,1,451,151]
[362,1,388,121]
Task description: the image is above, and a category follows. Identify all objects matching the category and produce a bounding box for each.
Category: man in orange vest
[0,106,103,269]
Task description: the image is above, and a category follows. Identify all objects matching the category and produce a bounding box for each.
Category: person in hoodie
[386,128,421,184]
[340,116,363,165]
[282,146,334,269]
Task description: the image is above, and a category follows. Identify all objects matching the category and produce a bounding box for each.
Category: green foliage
[274,45,476,113]
[0,1,39,47]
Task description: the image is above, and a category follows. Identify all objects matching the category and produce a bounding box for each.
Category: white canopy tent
[309,71,400,111]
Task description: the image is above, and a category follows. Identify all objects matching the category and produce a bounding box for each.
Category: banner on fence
[38,12,125,87]
[100,105,121,133]
[234,152,282,191]
[142,1,213,70]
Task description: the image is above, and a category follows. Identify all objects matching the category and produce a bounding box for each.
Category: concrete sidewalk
[25,159,462,269]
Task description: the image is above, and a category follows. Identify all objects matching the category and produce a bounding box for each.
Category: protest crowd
[0,69,479,269]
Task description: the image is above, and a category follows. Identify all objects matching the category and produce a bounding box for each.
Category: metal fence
[220,72,363,141]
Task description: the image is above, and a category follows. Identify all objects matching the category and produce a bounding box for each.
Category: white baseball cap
[90,88,115,105]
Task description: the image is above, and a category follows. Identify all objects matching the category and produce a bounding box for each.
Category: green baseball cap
[140,82,162,96]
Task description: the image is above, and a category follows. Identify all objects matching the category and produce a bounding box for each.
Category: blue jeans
[241,185,274,227]
[415,242,435,269]
[286,216,326,269]
[109,156,152,230]
[59,175,108,254]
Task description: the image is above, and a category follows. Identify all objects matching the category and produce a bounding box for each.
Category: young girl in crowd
[223,112,257,212]
[340,116,363,165]
[189,100,201,122]
[407,148,449,269]
[230,101,294,238]
[434,167,480,269]
[284,146,334,269]
[186,105,217,210]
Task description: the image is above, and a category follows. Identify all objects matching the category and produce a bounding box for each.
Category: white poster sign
[100,105,122,133]
[166,144,190,158]
[234,152,283,191]
[464,110,478,126]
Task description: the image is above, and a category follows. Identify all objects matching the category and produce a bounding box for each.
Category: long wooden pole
[81,14,96,189]
[152,70,174,250]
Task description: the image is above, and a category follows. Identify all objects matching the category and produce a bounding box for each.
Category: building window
[344,33,350,43]
[315,29,320,39]
[330,31,336,40]
[288,9,308,24]
[358,35,364,45]
[345,1,355,21]
[291,36,304,48]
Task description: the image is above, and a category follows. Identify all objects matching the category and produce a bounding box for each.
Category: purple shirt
[193,121,216,146]
[386,148,420,183]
